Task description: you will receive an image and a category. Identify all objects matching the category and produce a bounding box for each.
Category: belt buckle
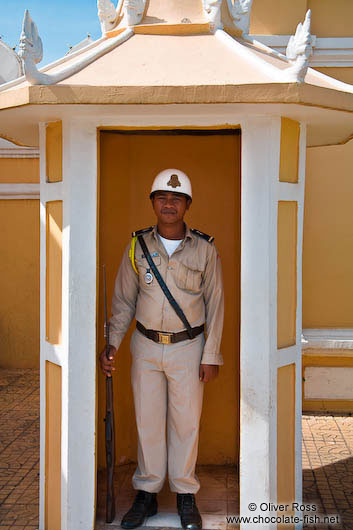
[158,332,172,345]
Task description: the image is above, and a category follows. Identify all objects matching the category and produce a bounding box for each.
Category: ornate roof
[2,1,349,89]
[0,1,352,147]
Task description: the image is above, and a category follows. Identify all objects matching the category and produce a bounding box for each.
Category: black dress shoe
[120,490,158,529]
[177,493,202,530]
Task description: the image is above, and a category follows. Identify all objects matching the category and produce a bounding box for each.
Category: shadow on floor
[302,412,353,530]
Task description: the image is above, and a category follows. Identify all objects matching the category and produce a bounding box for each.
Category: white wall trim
[0,138,39,157]
[0,183,39,199]
[0,195,40,199]
[250,35,353,68]
[302,329,353,350]
[0,148,39,158]
[304,366,353,399]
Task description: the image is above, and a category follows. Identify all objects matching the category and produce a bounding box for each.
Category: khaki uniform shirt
[109,224,224,365]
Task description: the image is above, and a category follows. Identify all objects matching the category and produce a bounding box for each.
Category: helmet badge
[167,174,181,188]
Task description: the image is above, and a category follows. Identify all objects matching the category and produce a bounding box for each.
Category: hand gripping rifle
[103,265,116,523]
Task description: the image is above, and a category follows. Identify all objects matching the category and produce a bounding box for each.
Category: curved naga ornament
[202,0,223,30]
[18,10,43,68]
[227,0,253,35]
[97,0,122,35]
[124,0,146,26]
[283,10,312,83]
[17,9,133,86]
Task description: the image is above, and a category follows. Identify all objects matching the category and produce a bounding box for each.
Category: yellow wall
[303,139,353,328]
[0,158,39,183]
[46,202,63,345]
[250,0,307,35]
[250,0,353,37]
[308,0,353,37]
[46,121,63,183]
[45,361,62,530]
[277,364,295,529]
[277,202,297,349]
[0,147,40,368]
[279,119,299,184]
[98,129,241,468]
[0,199,40,368]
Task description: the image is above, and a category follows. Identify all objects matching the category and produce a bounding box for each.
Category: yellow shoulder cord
[129,236,139,275]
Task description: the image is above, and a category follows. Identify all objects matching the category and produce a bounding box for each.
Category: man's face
[151,191,191,225]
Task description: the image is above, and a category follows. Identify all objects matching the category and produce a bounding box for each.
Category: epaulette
[132,226,153,237]
[191,228,214,243]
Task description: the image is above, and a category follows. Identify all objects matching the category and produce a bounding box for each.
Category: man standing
[100,168,224,530]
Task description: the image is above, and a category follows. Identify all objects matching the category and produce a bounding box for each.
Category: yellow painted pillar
[276,118,305,529]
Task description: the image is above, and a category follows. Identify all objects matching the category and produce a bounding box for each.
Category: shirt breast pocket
[175,262,202,293]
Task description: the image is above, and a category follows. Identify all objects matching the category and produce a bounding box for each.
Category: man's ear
[186,198,192,210]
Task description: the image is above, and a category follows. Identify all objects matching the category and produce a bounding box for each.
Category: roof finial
[283,9,312,83]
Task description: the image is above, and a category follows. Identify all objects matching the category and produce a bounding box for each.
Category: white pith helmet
[150,168,192,199]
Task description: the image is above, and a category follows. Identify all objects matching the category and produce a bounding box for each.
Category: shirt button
[167,266,173,270]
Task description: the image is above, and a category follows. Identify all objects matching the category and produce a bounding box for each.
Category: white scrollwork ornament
[283,9,312,83]
[124,0,146,26]
[97,0,121,34]
[15,7,133,87]
[202,0,223,30]
[18,9,43,65]
[226,0,253,35]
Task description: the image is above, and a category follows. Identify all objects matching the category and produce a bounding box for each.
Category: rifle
[103,265,116,523]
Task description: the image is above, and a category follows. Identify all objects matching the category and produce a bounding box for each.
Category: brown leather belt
[136,321,204,345]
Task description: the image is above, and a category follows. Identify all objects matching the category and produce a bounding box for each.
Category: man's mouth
[161,210,176,214]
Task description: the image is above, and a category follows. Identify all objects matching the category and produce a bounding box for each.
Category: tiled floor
[0,369,40,529]
[1,369,353,529]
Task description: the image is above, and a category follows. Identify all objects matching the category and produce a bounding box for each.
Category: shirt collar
[152,223,195,246]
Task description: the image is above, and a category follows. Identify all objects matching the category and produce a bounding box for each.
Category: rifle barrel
[103,265,116,523]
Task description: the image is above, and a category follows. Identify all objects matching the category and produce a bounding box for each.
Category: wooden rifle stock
[103,265,116,523]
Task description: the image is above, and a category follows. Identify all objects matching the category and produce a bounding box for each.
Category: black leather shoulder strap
[137,235,193,339]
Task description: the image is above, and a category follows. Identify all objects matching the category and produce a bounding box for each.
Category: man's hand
[199,364,219,383]
[99,345,117,377]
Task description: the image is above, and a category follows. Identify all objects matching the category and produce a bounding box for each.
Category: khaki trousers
[130,328,205,494]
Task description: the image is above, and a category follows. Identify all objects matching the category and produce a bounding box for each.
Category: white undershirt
[158,234,183,257]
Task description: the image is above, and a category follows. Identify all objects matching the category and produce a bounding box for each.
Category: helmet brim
[150,191,192,201]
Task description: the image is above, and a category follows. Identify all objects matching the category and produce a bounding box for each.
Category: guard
[100,168,224,529]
